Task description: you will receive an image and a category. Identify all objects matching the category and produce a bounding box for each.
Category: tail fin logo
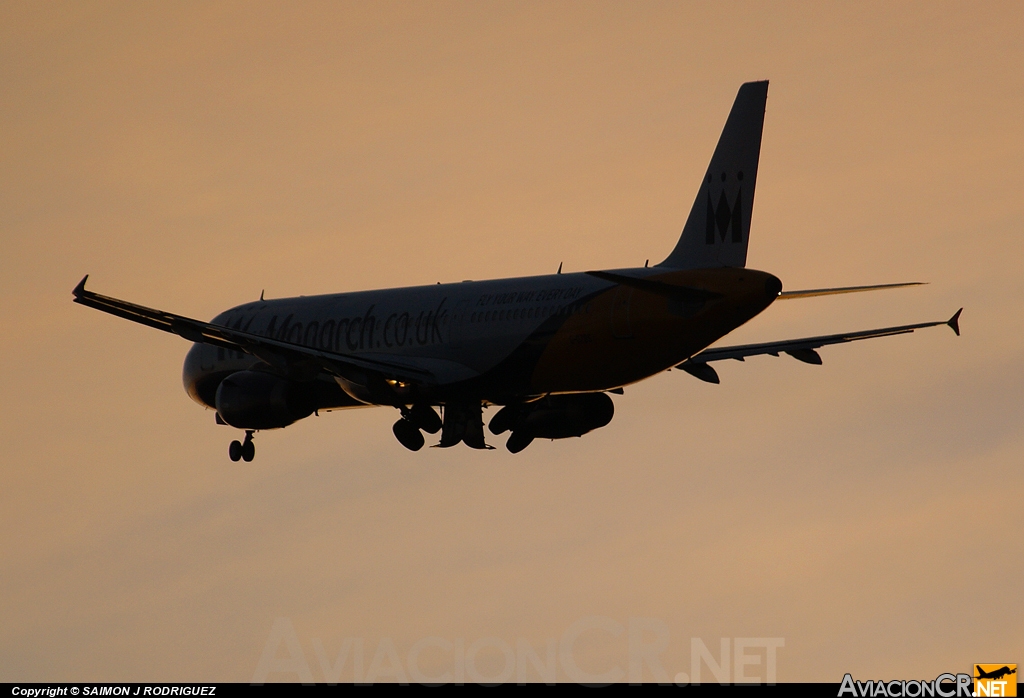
[705,174,744,245]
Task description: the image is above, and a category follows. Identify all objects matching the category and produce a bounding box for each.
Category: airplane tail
[659,80,768,269]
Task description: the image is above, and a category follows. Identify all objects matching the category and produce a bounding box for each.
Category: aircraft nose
[764,274,782,299]
[182,343,216,408]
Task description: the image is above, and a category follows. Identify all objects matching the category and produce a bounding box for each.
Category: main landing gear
[437,401,490,450]
[229,430,256,462]
[392,404,443,452]
[393,402,493,451]
[393,418,425,451]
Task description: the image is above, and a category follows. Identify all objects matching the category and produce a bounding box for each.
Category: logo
[838,665,1018,698]
[839,673,972,697]
[974,664,1016,697]
[704,171,745,245]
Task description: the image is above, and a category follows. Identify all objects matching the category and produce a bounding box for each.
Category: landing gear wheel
[488,404,521,435]
[241,430,255,462]
[408,404,442,434]
[229,440,243,461]
[506,431,534,454]
[393,418,425,451]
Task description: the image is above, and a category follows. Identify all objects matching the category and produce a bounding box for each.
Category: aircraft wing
[71,275,444,386]
[677,309,961,383]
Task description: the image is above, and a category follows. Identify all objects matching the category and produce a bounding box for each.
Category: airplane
[73,80,961,460]
[975,666,1016,681]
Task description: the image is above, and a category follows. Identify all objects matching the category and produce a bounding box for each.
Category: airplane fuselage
[183,266,781,413]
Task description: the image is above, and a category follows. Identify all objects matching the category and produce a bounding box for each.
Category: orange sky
[1,1,1021,682]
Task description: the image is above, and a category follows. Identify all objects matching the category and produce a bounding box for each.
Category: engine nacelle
[215,370,315,429]
[492,392,615,440]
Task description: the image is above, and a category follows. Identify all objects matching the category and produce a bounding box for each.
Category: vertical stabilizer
[659,81,768,269]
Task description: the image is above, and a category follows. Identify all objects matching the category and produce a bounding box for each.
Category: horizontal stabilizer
[778,281,925,300]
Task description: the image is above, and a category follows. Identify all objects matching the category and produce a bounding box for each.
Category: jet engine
[214,370,316,430]
[490,392,615,453]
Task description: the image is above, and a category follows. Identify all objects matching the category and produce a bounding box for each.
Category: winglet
[73,275,89,298]
[947,308,962,337]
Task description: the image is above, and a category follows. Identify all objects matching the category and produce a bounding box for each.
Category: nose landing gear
[229,430,256,462]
